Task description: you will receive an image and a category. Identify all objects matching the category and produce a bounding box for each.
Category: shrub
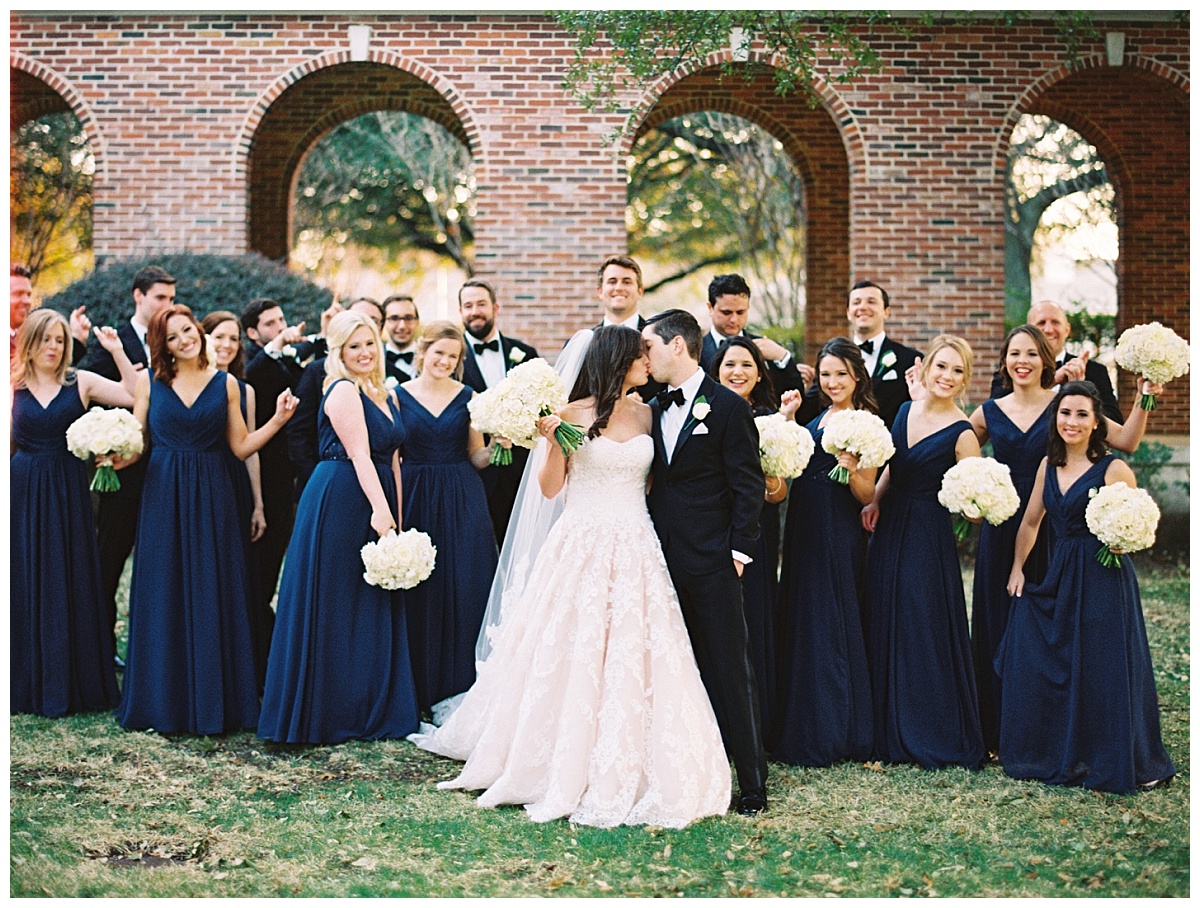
[43,253,334,331]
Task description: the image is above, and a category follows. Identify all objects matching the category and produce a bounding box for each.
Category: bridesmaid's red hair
[148,304,209,384]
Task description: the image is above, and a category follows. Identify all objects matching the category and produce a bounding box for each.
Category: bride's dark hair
[570,325,645,439]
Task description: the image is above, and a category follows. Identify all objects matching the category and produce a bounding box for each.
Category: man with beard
[458,279,539,544]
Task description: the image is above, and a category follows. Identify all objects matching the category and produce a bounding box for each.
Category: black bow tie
[657,387,686,410]
[473,339,500,355]
[857,339,874,355]
[388,350,414,365]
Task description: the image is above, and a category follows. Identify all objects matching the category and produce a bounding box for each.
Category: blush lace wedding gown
[410,433,731,827]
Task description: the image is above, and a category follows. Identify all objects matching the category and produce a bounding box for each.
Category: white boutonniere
[281,344,298,360]
[690,397,711,421]
[880,350,897,369]
[508,347,526,364]
[385,375,399,390]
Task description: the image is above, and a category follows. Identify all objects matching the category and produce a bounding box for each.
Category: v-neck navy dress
[116,373,260,734]
[862,402,985,769]
[259,380,418,743]
[995,456,1174,793]
[396,383,498,713]
[11,383,120,716]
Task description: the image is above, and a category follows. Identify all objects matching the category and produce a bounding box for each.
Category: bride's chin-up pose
[410,325,730,829]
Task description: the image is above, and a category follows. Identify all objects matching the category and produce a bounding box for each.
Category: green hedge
[43,254,334,331]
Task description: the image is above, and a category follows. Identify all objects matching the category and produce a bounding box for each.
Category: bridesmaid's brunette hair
[708,335,779,412]
[816,336,878,414]
[200,310,246,379]
[324,310,389,401]
[1046,380,1108,466]
[10,308,74,390]
[414,320,466,381]
[149,304,209,384]
[998,324,1056,391]
[570,325,644,439]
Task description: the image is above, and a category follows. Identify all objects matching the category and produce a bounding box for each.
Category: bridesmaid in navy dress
[397,321,499,716]
[259,311,418,744]
[861,335,985,770]
[773,337,878,765]
[202,310,269,688]
[115,305,296,735]
[11,311,138,716]
[970,326,1156,754]
[998,380,1173,793]
[707,336,800,748]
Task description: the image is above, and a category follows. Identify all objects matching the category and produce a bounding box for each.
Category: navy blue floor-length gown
[772,409,873,765]
[971,398,1053,753]
[11,384,120,716]
[995,455,1174,793]
[863,402,985,770]
[742,404,780,748]
[258,380,418,743]
[116,373,260,734]
[396,383,498,713]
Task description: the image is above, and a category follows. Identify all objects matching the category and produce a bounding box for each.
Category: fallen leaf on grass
[349,856,378,871]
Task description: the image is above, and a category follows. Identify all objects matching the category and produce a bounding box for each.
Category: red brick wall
[9,13,1190,430]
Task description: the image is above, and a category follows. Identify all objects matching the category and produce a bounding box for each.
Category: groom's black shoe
[736,788,768,816]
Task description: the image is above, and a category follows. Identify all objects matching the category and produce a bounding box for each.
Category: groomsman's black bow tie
[473,339,500,355]
[657,387,686,410]
[858,339,874,355]
[388,350,414,365]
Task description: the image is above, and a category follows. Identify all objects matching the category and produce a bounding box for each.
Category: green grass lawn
[9,558,1189,897]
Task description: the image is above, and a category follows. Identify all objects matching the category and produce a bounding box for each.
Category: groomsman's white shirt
[386,340,417,380]
[603,313,642,330]
[471,333,506,389]
[856,330,887,375]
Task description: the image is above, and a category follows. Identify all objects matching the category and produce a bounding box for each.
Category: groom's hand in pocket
[733,559,744,578]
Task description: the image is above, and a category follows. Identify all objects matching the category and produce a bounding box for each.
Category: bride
[410,325,730,827]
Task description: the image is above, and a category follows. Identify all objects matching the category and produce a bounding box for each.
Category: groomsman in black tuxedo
[845,280,922,428]
[700,273,819,423]
[458,279,540,544]
[287,298,386,499]
[242,296,332,630]
[989,300,1122,423]
[382,294,420,385]
[82,265,176,664]
[593,254,665,401]
[643,309,768,815]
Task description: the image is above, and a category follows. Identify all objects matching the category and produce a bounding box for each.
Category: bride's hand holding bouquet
[468,358,586,465]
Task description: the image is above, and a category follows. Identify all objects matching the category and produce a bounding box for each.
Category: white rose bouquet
[1084,482,1159,568]
[467,357,586,465]
[754,413,814,479]
[1114,321,1190,410]
[937,457,1022,541]
[361,528,437,590]
[821,409,895,484]
[65,407,144,492]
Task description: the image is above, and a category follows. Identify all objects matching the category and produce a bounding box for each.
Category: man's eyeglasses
[387,315,419,323]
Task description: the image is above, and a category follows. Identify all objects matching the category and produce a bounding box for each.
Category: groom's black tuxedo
[647,373,768,797]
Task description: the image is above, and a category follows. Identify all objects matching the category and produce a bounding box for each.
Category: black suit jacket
[286,356,327,499]
[989,353,1121,424]
[869,336,921,429]
[244,341,318,500]
[460,332,539,395]
[647,374,763,576]
[81,320,148,380]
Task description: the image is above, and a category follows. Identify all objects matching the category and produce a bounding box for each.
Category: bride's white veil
[476,327,594,662]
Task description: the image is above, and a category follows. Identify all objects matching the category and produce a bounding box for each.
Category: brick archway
[998,53,1190,428]
[626,58,853,365]
[241,54,477,262]
[10,55,106,176]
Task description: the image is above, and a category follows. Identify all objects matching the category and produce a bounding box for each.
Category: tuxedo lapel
[670,374,716,464]
[649,399,669,466]
[871,337,892,379]
[120,321,148,368]
[460,333,486,392]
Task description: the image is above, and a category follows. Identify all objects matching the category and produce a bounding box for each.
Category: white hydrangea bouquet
[65,407,144,492]
[937,457,1022,541]
[821,408,895,484]
[1084,482,1160,568]
[361,528,437,590]
[754,413,814,478]
[1114,321,1190,410]
[467,357,586,465]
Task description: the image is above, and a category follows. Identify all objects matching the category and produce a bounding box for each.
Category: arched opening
[629,64,850,366]
[628,111,806,351]
[10,69,95,295]
[246,61,473,312]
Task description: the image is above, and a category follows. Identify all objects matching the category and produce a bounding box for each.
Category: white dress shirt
[856,330,887,375]
[131,319,150,363]
[470,332,506,389]
[603,312,642,330]
[387,341,416,379]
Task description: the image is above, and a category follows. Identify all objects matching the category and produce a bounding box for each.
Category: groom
[643,309,769,815]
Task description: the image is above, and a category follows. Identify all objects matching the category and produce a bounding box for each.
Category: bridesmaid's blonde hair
[920,334,974,403]
[414,320,466,380]
[11,308,74,390]
[323,310,388,400]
